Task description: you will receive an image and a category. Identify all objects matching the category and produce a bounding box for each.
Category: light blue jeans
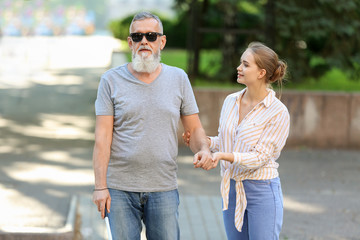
[223,178,283,240]
[107,188,180,240]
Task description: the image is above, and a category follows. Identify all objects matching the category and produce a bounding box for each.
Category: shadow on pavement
[0,67,105,228]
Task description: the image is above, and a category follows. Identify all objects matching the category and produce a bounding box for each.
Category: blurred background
[0,0,360,240]
[1,0,359,89]
[0,0,176,37]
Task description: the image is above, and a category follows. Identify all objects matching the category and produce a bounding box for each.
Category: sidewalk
[0,37,359,239]
[77,149,227,240]
[77,148,360,240]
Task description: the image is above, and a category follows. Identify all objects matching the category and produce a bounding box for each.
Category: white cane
[105,209,113,240]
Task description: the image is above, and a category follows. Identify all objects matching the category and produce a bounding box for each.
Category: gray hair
[129,12,163,34]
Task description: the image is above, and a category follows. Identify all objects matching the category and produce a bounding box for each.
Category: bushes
[107,10,224,50]
[108,15,133,41]
[275,0,360,82]
[108,1,360,85]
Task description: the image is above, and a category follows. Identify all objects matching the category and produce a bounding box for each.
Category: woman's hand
[182,131,211,147]
[212,152,234,164]
[193,149,214,170]
[182,131,191,146]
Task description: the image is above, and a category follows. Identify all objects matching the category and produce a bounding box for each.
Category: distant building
[0,0,176,36]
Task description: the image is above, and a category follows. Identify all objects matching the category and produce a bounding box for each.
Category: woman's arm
[232,110,290,169]
[213,110,290,169]
[212,152,234,163]
[181,114,213,170]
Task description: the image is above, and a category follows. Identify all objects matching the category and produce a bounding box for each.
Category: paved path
[77,148,360,240]
[77,150,226,240]
[0,37,359,240]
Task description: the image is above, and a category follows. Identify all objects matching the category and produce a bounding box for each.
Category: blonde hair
[247,42,287,95]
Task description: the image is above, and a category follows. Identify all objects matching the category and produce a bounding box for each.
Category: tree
[275,0,360,81]
[175,0,360,82]
[174,0,262,82]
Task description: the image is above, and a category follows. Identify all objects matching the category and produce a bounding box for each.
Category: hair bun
[270,60,287,83]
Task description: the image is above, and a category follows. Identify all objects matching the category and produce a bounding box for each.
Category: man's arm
[181,114,214,170]
[92,115,113,219]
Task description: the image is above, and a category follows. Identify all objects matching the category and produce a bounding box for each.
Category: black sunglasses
[130,32,163,42]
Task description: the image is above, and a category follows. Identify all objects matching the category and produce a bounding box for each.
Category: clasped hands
[193,150,222,170]
[183,131,221,170]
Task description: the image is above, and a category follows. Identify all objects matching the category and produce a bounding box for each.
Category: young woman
[187,42,290,239]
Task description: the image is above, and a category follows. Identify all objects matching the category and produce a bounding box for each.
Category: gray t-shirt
[95,63,199,192]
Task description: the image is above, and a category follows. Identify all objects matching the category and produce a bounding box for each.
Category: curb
[0,196,78,240]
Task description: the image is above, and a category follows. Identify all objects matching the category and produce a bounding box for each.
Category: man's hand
[92,189,111,219]
[193,149,214,170]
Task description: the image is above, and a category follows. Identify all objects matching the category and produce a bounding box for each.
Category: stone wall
[178,89,360,149]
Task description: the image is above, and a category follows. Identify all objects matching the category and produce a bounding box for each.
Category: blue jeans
[223,178,283,240]
[107,188,180,240]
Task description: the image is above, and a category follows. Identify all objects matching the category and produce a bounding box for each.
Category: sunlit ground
[0,36,123,88]
[0,35,120,229]
[1,114,94,141]
[177,155,325,215]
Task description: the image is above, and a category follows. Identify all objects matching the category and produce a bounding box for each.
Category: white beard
[132,46,161,73]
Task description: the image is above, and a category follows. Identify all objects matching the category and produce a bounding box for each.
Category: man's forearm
[92,144,110,189]
[189,127,210,153]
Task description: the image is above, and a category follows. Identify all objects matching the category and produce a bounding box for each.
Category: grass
[285,68,360,92]
[161,49,188,70]
[125,48,221,75]
[123,47,360,92]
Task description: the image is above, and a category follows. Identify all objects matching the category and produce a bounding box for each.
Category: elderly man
[92,11,212,239]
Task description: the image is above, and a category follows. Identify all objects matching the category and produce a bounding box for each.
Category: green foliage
[160,49,188,70]
[125,49,222,77]
[173,0,265,82]
[275,0,360,82]
[161,49,360,91]
[198,5,224,49]
[162,12,188,48]
[109,0,360,89]
[108,12,189,48]
[199,50,223,77]
[239,1,261,15]
[108,15,133,41]
[159,49,238,86]
[126,48,359,91]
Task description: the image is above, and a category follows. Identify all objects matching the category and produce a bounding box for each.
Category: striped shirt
[209,88,290,232]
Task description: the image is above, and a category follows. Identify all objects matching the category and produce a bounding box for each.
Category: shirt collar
[236,88,275,108]
[263,89,275,108]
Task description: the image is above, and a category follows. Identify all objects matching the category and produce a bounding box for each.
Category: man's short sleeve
[95,77,114,116]
[180,73,199,116]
